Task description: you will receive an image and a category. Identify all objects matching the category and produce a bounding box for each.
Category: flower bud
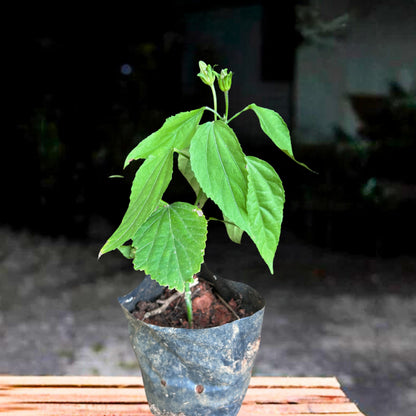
[218,68,233,92]
[197,61,217,86]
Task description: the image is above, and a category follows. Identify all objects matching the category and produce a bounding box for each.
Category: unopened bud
[218,68,233,92]
[197,61,217,86]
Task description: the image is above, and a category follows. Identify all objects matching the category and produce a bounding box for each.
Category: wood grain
[0,376,366,415]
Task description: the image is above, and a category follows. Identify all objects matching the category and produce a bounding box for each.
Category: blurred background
[2,1,416,416]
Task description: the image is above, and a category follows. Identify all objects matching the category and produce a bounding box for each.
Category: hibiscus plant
[99,61,310,325]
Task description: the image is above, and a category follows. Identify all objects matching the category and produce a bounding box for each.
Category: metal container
[119,266,265,416]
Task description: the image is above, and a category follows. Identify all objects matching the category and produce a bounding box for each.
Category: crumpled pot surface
[119,269,265,416]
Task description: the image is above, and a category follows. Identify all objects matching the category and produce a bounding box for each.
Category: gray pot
[119,265,265,416]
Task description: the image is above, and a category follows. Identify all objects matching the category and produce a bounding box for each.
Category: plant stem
[224,90,229,121]
[184,282,193,328]
[210,84,218,121]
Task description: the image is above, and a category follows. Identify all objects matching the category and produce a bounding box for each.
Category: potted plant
[99,61,310,416]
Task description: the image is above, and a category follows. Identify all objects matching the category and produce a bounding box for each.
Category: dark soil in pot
[132,278,253,329]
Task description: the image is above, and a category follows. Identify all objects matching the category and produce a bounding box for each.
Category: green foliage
[100,61,310,295]
[245,156,285,273]
[132,202,207,292]
[190,121,248,231]
[223,214,244,244]
[177,150,208,208]
[123,108,205,167]
[99,152,173,256]
[247,104,314,172]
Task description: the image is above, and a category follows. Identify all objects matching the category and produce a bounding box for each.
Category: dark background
[5,0,416,255]
[6,2,299,234]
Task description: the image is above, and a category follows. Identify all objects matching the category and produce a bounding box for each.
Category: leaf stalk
[204,106,223,120]
[227,105,250,124]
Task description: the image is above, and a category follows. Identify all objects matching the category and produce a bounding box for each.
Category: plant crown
[100,61,310,295]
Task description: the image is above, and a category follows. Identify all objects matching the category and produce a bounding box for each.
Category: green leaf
[246,156,285,273]
[124,108,205,168]
[177,150,208,207]
[223,214,244,244]
[189,121,249,231]
[118,245,136,259]
[99,151,173,256]
[247,104,313,172]
[131,202,208,292]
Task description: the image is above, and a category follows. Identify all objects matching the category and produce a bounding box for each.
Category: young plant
[99,61,310,326]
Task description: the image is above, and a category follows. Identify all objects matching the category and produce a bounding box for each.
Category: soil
[132,279,249,329]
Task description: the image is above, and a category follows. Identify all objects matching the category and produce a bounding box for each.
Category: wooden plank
[0,386,347,404]
[0,387,147,403]
[0,376,145,388]
[245,387,347,403]
[0,376,366,415]
[0,376,340,388]
[0,403,366,416]
[0,403,153,415]
[248,376,341,388]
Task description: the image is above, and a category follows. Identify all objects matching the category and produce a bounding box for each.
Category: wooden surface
[0,376,366,415]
